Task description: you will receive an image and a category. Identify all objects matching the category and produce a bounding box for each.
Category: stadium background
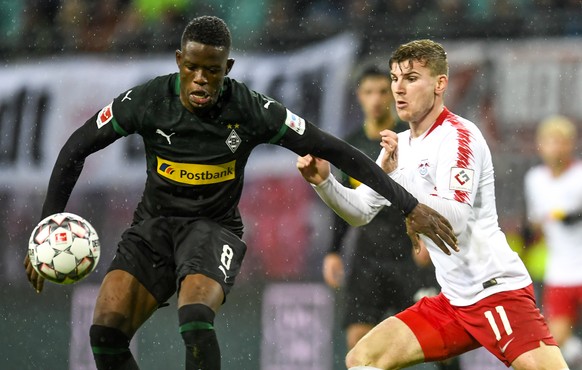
[1,1,581,369]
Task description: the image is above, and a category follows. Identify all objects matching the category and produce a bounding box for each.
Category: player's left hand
[296,154,330,185]
[406,203,459,255]
[23,253,44,293]
[379,129,398,173]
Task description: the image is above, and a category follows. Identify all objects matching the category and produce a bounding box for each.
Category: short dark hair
[181,16,231,49]
[356,65,389,85]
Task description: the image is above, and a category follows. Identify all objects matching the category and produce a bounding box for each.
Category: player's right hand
[322,253,344,289]
[296,154,331,185]
[23,253,44,293]
[406,203,458,256]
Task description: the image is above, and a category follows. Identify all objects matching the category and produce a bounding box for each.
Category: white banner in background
[0,34,358,188]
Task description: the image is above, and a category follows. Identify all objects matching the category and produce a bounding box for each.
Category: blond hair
[536,115,576,142]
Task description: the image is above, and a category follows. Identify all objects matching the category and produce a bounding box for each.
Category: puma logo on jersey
[263,100,274,109]
[156,129,175,144]
[121,90,133,102]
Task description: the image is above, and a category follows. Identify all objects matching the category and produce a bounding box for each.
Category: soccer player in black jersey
[23,16,457,370]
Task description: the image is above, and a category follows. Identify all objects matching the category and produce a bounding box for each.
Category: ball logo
[54,232,68,244]
[159,163,175,175]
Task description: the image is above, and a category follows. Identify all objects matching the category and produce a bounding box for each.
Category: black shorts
[343,250,434,328]
[108,217,247,304]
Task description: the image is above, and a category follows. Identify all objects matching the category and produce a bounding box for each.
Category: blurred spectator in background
[4,0,582,60]
[524,115,582,369]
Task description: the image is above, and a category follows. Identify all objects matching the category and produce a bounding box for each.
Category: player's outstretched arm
[24,114,122,293]
[288,123,457,253]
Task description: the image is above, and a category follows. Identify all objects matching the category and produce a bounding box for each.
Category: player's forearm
[389,170,469,233]
[284,122,419,215]
[313,175,386,226]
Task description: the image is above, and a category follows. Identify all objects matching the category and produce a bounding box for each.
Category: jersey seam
[111,117,129,136]
[268,124,288,144]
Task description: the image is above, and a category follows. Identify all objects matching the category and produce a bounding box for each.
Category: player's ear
[175,49,182,67]
[225,58,235,75]
[435,74,448,96]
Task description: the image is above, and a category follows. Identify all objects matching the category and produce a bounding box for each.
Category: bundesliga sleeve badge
[449,167,474,192]
[284,109,306,135]
[96,102,113,129]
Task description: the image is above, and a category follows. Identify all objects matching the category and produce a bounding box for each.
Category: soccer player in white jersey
[525,115,582,367]
[297,39,569,369]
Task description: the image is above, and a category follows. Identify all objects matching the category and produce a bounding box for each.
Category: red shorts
[396,285,557,366]
[543,285,582,322]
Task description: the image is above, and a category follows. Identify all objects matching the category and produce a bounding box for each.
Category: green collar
[174,74,181,96]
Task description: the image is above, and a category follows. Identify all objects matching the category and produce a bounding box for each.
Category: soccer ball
[28,213,100,284]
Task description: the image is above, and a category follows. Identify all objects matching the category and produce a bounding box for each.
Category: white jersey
[314,108,531,306]
[524,161,582,286]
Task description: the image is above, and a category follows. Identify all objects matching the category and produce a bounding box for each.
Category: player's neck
[549,159,573,177]
[363,116,395,140]
[409,104,444,138]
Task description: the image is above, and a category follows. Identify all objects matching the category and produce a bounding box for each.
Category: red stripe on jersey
[446,109,473,204]
[424,108,450,138]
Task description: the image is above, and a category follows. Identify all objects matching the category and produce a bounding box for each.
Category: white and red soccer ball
[28,213,100,284]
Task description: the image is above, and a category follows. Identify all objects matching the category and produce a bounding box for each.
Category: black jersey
[101,74,290,231]
[42,74,418,236]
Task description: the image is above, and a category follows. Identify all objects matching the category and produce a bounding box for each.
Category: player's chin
[188,97,215,111]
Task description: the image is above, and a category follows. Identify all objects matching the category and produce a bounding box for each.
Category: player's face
[176,41,234,113]
[357,76,393,122]
[538,133,574,168]
[390,59,446,125]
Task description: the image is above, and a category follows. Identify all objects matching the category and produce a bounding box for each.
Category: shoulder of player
[438,113,487,146]
[229,78,276,102]
[524,165,550,188]
[137,73,177,100]
[225,77,285,119]
[115,73,176,106]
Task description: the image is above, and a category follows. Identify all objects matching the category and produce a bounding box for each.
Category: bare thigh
[346,323,375,350]
[93,270,160,338]
[510,341,568,370]
[346,316,425,370]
